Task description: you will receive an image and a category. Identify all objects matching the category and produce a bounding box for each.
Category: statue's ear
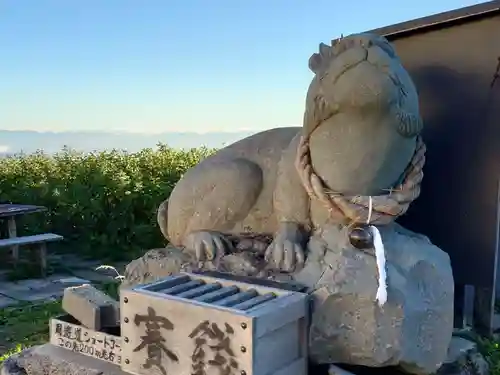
[308,53,322,75]
[308,43,332,75]
[396,110,423,138]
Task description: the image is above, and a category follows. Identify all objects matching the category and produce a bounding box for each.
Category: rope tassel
[371,225,387,307]
[366,196,388,307]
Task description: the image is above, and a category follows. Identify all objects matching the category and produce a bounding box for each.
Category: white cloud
[0,145,10,153]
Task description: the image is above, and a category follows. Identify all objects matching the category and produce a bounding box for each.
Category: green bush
[0,144,214,261]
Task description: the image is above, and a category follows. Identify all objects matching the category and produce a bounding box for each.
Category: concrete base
[1,344,126,375]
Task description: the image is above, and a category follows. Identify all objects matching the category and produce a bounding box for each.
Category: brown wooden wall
[381,14,500,290]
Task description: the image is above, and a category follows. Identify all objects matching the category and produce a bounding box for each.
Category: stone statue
[125,33,454,375]
[157,33,423,273]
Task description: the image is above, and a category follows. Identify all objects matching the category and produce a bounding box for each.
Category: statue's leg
[166,157,264,261]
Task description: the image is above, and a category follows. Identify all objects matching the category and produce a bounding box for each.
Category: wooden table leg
[39,242,47,278]
[7,217,19,263]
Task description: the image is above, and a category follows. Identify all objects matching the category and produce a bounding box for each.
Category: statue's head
[304,33,422,138]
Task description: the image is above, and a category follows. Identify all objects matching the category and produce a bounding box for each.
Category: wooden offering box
[120,272,309,375]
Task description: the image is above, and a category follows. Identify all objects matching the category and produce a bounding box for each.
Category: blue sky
[0,0,484,133]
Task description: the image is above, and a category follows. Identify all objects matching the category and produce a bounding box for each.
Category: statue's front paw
[265,239,305,272]
[183,231,231,263]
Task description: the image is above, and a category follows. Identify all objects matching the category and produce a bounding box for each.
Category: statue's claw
[184,231,231,262]
[265,239,305,272]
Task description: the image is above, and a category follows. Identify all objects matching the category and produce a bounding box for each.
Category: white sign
[49,317,122,365]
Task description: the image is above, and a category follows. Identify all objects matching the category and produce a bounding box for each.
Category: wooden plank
[253,320,301,375]
[272,358,307,375]
[185,272,294,297]
[463,284,475,328]
[7,216,18,262]
[0,204,46,218]
[474,177,500,335]
[193,270,308,292]
[474,286,496,336]
[140,274,191,292]
[250,293,309,339]
[298,316,309,375]
[0,233,63,248]
[40,242,47,278]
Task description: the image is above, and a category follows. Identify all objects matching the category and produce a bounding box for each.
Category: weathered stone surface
[121,246,196,288]
[122,245,272,288]
[299,223,454,374]
[62,284,119,330]
[437,337,489,375]
[1,344,124,375]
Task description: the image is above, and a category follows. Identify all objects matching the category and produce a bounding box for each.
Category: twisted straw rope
[295,134,426,225]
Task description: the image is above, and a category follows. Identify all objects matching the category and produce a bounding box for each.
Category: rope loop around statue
[295,133,426,225]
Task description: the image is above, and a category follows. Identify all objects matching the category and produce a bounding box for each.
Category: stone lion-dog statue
[158,32,423,272]
[126,33,453,374]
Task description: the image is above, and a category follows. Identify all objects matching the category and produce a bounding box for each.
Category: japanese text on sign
[50,318,122,365]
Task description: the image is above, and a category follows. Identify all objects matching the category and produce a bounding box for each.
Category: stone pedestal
[296,223,454,374]
[122,223,454,374]
[1,344,125,375]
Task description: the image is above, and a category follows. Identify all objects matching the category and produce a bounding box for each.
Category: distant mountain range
[0,130,258,155]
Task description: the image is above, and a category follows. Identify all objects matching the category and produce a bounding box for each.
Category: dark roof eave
[367,0,500,40]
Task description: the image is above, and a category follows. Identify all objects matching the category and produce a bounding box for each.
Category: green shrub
[0,144,214,261]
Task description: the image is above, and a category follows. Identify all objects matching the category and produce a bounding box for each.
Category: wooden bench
[0,233,64,277]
